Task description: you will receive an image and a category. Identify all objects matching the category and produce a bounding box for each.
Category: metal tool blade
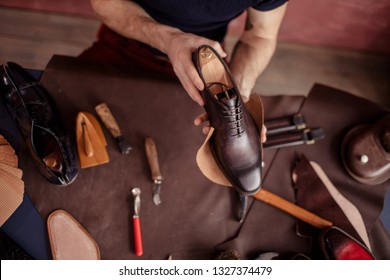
[116,135,133,154]
[153,182,162,206]
[95,103,133,154]
[237,192,248,223]
[132,187,141,216]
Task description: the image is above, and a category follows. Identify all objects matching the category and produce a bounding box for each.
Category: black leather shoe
[0,62,77,186]
[193,45,262,195]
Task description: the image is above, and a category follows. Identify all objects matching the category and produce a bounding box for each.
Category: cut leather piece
[0,169,24,226]
[193,45,263,195]
[293,155,366,245]
[76,112,109,169]
[0,162,23,179]
[0,134,24,227]
[196,95,264,187]
[342,113,390,185]
[309,161,371,250]
[319,226,374,260]
[0,136,18,168]
[47,209,100,260]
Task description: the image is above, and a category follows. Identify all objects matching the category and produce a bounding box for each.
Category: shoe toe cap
[232,165,262,195]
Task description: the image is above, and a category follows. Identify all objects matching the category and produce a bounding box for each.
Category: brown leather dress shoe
[193,45,262,195]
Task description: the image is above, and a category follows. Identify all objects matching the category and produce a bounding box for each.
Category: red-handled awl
[131,187,143,256]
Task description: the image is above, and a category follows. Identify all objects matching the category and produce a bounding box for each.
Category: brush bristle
[215,249,240,260]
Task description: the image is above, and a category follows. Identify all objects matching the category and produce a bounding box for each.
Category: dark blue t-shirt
[134,0,288,41]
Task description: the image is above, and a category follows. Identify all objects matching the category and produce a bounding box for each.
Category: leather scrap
[310,161,371,250]
[0,134,24,227]
[293,155,363,244]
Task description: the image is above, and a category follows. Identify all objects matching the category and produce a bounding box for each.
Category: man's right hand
[91,0,226,107]
[162,32,227,106]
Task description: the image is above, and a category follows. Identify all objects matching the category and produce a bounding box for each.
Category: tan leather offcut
[196,95,264,186]
[0,135,24,226]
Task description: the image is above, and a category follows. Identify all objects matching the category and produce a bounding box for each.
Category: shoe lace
[207,82,245,137]
[223,102,245,137]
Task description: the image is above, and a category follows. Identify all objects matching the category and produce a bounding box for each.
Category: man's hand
[90,0,226,107]
[163,32,226,106]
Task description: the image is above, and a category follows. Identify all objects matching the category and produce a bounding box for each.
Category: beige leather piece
[0,135,8,145]
[0,153,18,167]
[0,140,18,167]
[0,162,23,179]
[0,169,24,226]
[47,209,101,260]
[196,95,264,186]
[310,161,371,250]
[0,134,24,227]
[196,127,230,186]
[0,169,24,196]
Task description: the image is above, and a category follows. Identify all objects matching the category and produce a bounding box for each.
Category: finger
[206,41,227,58]
[178,72,204,106]
[185,83,204,106]
[194,112,208,126]
[202,125,211,135]
[187,65,204,91]
[184,83,203,106]
[261,125,267,143]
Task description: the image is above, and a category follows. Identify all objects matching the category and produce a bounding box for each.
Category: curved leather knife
[145,137,163,205]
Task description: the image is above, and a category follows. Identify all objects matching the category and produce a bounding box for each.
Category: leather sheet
[218,84,390,259]
[21,55,390,259]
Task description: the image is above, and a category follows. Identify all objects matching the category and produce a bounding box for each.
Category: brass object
[200,48,213,59]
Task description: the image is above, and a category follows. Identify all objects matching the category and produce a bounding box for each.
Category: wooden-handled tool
[95,103,132,154]
[145,137,163,205]
[254,188,333,229]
